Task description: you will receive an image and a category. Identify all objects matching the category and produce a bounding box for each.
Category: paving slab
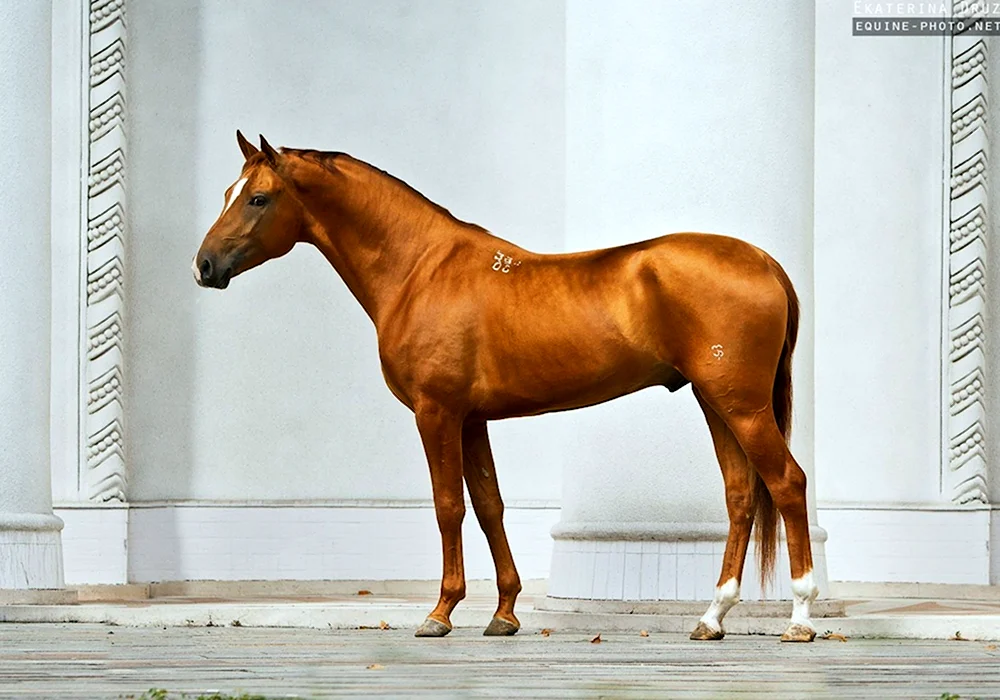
[1,623,999,699]
[6,591,1000,641]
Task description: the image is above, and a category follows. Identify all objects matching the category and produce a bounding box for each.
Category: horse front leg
[414,401,467,638]
[462,421,521,636]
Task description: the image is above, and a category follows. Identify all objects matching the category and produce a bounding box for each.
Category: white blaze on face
[192,255,202,285]
[790,570,819,628]
[698,578,740,633]
[222,176,249,215]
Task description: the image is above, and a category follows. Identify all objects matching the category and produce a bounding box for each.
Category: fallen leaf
[822,633,848,642]
[951,631,971,641]
[540,628,552,637]
[230,620,242,627]
[379,620,391,630]
[591,634,602,644]
[366,663,384,670]
[640,630,649,638]
[986,644,997,651]
[358,590,372,596]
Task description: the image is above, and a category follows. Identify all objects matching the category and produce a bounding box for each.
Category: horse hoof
[414,618,452,638]
[780,624,816,643]
[689,622,725,641]
[483,617,519,636]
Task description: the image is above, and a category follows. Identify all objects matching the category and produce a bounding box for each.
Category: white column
[548,0,826,602]
[0,0,65,591]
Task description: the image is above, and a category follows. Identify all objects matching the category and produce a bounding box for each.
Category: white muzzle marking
[192,255,203,286]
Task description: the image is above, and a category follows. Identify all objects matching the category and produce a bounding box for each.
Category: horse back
[377,231,789,418]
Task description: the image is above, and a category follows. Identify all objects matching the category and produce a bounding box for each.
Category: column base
[0,589,77,604]
[547,522,828,601]
[0,513,66,590]
[535,596,845,618]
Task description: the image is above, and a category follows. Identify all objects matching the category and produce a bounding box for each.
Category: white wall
[813,1,945,506]
[560,0,815,526]
[50,0,980,588]
[127,0,566,503]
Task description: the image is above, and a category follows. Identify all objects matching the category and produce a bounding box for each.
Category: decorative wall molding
[943,11,989,505]
[84,0,127,502]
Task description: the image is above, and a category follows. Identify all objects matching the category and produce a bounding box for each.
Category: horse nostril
[199,257,213,281]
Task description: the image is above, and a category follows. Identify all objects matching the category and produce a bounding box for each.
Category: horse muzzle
[192,253,233,289]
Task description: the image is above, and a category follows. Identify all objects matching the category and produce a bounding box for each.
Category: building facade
[1,0,998,599]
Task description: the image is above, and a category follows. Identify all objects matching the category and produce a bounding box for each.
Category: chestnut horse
[194,132,819,643]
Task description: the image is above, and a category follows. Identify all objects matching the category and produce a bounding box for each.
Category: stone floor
[7,589,1000,641]
[6,586,1000,698]
[2,623,1000,699]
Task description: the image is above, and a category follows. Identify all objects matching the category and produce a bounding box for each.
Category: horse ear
[259,135,280,166]
[236,129,258,160]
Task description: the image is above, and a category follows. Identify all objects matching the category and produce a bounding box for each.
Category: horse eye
[249,194,267,207]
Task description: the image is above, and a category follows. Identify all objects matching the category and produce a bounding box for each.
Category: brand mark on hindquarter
[492,251,522,274]
[711,344,724,359]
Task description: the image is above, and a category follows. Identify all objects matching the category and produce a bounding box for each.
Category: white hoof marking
[699,578,740,633]
[790,571,819,630]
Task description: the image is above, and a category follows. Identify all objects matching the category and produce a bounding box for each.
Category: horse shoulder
[376,248,487,409]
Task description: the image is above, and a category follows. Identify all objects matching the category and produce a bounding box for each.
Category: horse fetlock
[697,578,740,636]
[788,570,818,636]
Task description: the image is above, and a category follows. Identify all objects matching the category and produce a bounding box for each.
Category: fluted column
[0,0,66,592]
[548,0,826,602]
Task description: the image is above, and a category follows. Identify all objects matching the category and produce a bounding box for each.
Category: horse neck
[291,155,447,325]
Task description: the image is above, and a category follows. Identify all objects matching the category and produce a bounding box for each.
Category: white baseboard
[55,502,560,585]
[58,506,127,585]
[58,502,1000,589]
[817,504,995,584]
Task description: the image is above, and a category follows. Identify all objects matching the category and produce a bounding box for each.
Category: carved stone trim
[944,11,989,504]
[84,0,127,502]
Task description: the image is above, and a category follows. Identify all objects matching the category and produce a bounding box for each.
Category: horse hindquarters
[688,255,818,641]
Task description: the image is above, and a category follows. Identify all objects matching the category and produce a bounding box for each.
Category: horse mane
[280,148,489,234]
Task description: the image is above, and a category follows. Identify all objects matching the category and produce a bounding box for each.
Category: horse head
[193,131,305,289]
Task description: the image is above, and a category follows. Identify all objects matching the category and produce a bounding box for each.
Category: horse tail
[754,256,799,591]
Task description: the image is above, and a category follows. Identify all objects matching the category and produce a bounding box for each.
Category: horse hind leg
[722,406,818,642]
[689,389,754,641]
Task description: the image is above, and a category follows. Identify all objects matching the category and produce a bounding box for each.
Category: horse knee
[473,498,503,526]
[435,498,466,530]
